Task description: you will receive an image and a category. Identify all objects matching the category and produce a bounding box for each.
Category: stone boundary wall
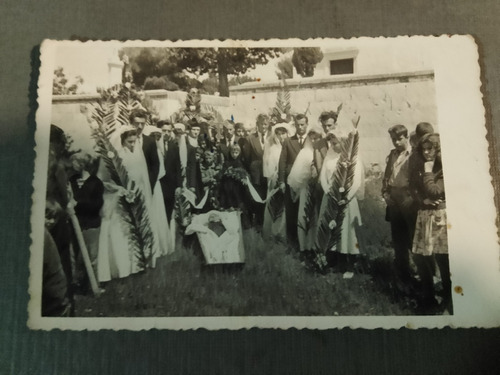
[229,70,437,170]
[51,90,231,154]
[51,70,437,170]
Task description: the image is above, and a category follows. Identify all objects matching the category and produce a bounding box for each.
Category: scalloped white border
[29,36,500,330]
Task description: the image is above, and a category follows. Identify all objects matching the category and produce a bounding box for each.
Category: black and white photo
[29,37,500,330]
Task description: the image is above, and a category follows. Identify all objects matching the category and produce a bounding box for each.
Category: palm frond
[299,181,319,234]
[88,83,156,271]
[267,189,285,222]
[314,129,359,258]
[270,78,291,124]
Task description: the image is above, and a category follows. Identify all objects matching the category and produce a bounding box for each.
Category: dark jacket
[414,160,445,210]
[142,134,160,194]
[278,135,302,184]
[70,174,104,230]
[242,132,265,186]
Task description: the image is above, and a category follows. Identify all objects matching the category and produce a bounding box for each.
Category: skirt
[412,208,448,256]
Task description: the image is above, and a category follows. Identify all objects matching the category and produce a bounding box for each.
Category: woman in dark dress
[218,144,251,227]
[411,133,452,314]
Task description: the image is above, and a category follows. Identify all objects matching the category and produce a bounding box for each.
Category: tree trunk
[217,52,230,97]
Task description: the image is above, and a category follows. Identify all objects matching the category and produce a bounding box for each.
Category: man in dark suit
[382,124,416,283]
[242,113,269,227]
[185,118,204,202]
[219,121,240,160]
[158,121,182,223]
[278,114,309,244]
[130,109,160,195]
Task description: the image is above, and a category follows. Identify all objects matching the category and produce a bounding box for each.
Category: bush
[143,76,180,91]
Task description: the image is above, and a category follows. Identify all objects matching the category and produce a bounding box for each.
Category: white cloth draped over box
[185,210,245,264]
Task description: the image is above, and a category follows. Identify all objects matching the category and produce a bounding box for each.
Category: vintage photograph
[29,37,499,330]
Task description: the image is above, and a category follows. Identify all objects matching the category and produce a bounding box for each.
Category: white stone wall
[51,72,437,171]
[229,71,437,169]
[51,90,231,154]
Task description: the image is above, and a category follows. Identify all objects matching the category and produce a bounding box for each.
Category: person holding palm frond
[314,107,342,175]
[262,121,292,241]
[287,124,324,259]
[316,130,365,272]
[97,126,155,282]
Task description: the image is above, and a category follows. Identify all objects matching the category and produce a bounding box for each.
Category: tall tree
[292,47,324,77]
[119,47,197,89]
[277,56,294,79]
[122,47,281,97]
[176,48,281,96]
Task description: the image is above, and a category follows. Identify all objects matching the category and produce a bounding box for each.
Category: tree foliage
[89,83,156,269]
[292,48,324,77]
[53,67,84,95]
[277,56,294,80]
[119,47,200,90]
[143,76,180,91]
[120,47,281,97]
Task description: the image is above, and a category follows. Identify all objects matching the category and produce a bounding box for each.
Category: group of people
[43,105,450,316]
[383,122,450,313]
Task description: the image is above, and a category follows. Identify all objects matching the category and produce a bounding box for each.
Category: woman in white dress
[97,126,159,282]
[317,130,364,269]
[287,124,324,255]
[262,122,291,241]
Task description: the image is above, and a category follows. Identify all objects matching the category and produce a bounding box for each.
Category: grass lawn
[74,177,424,317]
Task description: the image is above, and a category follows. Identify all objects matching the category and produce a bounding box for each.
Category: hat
[415,122,434,138]
[142,125,162,136]
[118,124,136,136]
[173,123,186,132]
[271,121,293,135]
[306,124,325,137]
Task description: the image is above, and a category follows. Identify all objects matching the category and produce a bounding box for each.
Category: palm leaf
[89,84,157,271]
[298,181,319,234]
[314,128,359,261]
[270,78,291,123]
[267,188,285,221]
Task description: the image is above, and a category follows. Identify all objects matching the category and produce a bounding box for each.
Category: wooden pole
[68,212,101,296]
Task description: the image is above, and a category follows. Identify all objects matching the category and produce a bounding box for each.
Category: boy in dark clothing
[69,155,104,290]
[382,125,416,283]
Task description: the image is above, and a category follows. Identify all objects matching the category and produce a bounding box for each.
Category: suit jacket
[382,148,411,193]
[161,139,182,192]
[243,132,265,186]
[278,135,302,184]
[218,135,241,160]
[142,134,160,194]
[185,141,204,200]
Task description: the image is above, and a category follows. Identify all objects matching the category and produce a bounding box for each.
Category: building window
[330,58,354,75]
